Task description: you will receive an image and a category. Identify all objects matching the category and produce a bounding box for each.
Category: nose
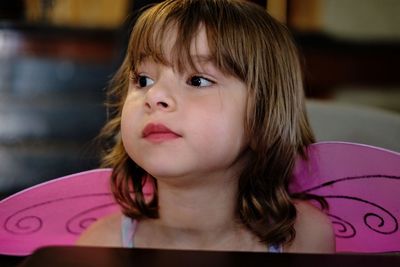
[144,82,177,113]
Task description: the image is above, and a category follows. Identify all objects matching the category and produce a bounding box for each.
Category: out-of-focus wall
[25,0,130,28]
[289,0,400,41]
[323,0,400,41]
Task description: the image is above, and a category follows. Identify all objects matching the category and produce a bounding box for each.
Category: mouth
[142,123,181,142]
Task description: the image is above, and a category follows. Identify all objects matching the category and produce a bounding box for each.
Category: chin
[133,157,178,174]
[142,164,188,180]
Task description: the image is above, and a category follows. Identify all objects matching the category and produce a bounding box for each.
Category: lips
[142,123,181,142]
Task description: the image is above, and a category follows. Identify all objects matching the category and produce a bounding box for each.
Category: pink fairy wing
[291,142,400,253]
[1,142,398,255]
[0,169,119,256]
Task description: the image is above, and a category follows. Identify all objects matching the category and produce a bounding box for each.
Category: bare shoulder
[76,211,123,247]
[285,201,335,253]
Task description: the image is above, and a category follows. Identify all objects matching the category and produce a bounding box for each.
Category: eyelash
[187,75,215,87]
[130,73,216,89]
[130,73,153,89]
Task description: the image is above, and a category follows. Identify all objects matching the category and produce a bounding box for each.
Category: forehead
[188,27,210,58]
[144,25,212,68]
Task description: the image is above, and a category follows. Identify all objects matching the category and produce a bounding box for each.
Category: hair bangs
[127,2,199,74]
[127,0,249,78]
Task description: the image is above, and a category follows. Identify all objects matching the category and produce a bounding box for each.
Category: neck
[136,171,252,250]
[156,172,239,232]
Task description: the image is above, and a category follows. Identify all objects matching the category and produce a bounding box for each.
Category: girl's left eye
[188,76,214,87]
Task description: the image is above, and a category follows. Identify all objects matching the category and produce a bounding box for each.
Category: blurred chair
[306,100,400,152]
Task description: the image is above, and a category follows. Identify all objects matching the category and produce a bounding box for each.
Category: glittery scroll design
[65,201,117,235]
[300,175,399,239]
[3,193,117,236]
[290,142,400,253]
[0,169,119,256]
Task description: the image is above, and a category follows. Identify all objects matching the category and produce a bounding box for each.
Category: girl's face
[121,27,249,183]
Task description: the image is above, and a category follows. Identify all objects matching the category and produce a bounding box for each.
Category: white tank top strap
[121,215,137,248]
[121,215,282,252]
[267,243,283,253]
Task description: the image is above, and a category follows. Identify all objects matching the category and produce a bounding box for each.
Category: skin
[77,27,335,253]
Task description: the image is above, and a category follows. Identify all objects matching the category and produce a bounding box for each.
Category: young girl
[77,0,335,253]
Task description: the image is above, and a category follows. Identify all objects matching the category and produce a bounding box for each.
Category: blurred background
[0,0,399,199]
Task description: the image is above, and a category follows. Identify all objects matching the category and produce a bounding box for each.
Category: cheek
[121,92,143,128]
[191,103,247,153]
[120,102,131,135]
[120,99,142,149]
[120,107,132,154]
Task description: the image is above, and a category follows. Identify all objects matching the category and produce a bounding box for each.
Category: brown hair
[99,0,316,246]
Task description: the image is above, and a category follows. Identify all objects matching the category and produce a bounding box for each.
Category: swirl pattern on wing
[325,195,398,237]
[66,203,117,235]
[3,193,117,235]
[327,214,356,238]
[299,175,399,238]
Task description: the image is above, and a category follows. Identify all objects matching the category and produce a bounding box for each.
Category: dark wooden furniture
[9,246,400,267]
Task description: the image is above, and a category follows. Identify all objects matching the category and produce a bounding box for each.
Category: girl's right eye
[135,75,154,88]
